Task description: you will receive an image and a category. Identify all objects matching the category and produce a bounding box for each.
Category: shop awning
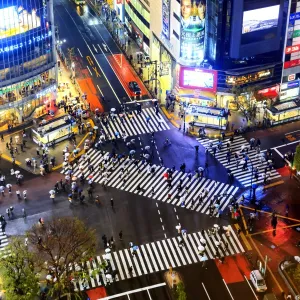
[175,86,215,100]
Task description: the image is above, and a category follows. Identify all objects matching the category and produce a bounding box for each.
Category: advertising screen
[162,0,170,39]
[280,87,299,100]
[179,0,206,66]
[242,5,280,34]
[179,67,217,92]
[0,4,42,40]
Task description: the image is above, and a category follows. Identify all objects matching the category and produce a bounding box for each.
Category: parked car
[129,81,141,95]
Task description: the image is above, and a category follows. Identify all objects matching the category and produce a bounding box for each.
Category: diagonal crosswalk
[197,136,281,187]
[99,108,170,138]
[71,225,245,291]
[62,148,239,215]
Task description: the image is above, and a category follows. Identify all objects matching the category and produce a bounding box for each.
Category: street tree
[293,263,300,283]
[293,144,300,171]
[0,237,39,300]
[175,282,187,300]
[231,85,262,121]
[27,217,97,299]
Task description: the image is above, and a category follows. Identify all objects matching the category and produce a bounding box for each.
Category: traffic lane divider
[234,223,252,251]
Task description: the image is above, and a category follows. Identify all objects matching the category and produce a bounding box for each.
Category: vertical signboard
[179,0,206,66]
[162,0,170,39]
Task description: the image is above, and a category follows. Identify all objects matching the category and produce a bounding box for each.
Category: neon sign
[0,31,52,54]
[36,84,56,98]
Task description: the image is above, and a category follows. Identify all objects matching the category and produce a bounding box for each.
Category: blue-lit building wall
[0,0,56,126]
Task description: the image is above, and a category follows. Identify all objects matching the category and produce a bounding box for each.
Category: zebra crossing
[0,230,10,258]
[99,107,170,139]
[197,136,281,187]
[72,225,245,291]
[62,148,239,215]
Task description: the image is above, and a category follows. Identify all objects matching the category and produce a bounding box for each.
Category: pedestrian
[178,235,184,247]
[128,266,134,276]
[22,208,26,218]
[119,230,123,241]
[195,145,199,152]
[110,198,114,208]
[151,186,155,196]
[102,234,107,247]
[16,190,21,200]
[6,207,10,219]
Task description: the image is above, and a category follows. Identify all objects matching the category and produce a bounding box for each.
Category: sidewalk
[0,62,96,173]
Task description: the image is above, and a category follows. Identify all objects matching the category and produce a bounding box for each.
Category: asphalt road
[54,0,131,111]
[244,120,300,167]
[105,260,258,300]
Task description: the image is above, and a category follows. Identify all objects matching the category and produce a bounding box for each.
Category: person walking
[102,234,107,247]
[119,230,123,241]
[110,198,114,209]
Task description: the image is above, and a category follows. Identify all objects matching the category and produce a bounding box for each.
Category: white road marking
[86,65,93,76]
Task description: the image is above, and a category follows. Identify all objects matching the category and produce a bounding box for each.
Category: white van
[250,270,267,292]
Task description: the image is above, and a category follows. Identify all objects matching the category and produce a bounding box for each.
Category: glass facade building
[0,0,56,127]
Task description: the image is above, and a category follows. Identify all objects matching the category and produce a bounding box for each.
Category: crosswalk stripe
[0,230,10,258]
[197,136,281,187]
[98,108,170,139]
[61,150,238,215]
[71,226,245,291]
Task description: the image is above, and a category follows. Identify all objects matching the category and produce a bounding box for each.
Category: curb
[1,154,21,166]
[52,118,97,171]
[278,260,300,298]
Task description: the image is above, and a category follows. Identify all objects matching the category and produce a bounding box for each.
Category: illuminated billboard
[162,0,170,39]
[0,5,41,40]
[179,66,217,92]
[242,5,280,34]
[179,0,205,66]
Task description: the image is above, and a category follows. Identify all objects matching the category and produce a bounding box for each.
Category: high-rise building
[0,0,57,128]
[115,0,289,129]
[269,0,300,125]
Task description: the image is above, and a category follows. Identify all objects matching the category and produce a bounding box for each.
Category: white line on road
[160,218,163,223]
[243,275,258,300]
[62,6,122,104]
[285,129,300,135]
[93,44,98,53]
[223,279,234,300]
[274,148,284,159]
[86,65,93,76]
[164,233,167,238]
[77,48,83,57]
[261,139,300,153]
[273,139,300,149]
[147,289,152,300]
[100,283,166,299]
[125,99,154,104]
[157,210,160,215]
[202,282,211,300]
[96,84,104,96]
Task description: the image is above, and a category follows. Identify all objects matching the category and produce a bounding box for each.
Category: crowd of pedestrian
[207,135,275,185]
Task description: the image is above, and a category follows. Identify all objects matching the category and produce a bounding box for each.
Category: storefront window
[0,68,55,105]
